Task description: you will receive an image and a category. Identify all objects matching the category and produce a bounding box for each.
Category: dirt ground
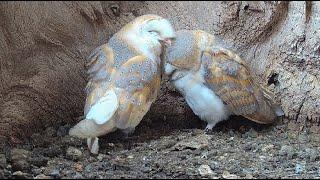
[1,113,319,179]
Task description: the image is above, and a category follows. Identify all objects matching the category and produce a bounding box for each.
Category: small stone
[49,170,60,178]
[198,165,214,176]
[35,174,53,179]
[295,163,304,174]
[127,155,134,159]
[66,147,83,161]
[261,144,274,152]
[245,129,258,138]
[0,154,7,168]
[209,161,219,170]
[305,148,318,162]
[11,149,31,171]
[74,162,84,172]
[97,154,106,161]
[279,145,294,159]
[107,143,115,147]
[245,174,254,179]
[12,171,32,179]
[222,171,238,179]
[11,148,30,161]
[243,143,253,151]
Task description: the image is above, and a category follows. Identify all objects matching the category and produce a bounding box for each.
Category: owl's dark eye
[148,30,160,35]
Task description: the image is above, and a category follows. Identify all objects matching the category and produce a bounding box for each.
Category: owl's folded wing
[203,48,281,124]
[113,55,161,129]
[83,44,118,124]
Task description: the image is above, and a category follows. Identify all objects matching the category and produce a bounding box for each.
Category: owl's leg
[87,137,99,154]
[204,122,217,132]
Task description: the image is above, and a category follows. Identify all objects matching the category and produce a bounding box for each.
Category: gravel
[1,120,319,179]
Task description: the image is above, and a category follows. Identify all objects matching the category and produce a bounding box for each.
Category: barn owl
[164,30,284,131]
[69,14,175,154]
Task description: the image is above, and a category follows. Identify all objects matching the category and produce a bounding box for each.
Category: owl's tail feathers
[69,118,103,139]
[244,99,284,125]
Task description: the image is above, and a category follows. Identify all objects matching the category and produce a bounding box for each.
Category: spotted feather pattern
[204,48,277,123]
[84,36,161,129]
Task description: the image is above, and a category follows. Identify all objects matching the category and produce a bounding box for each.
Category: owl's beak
[160,38,172,47]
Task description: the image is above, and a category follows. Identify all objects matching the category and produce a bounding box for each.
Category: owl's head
[164,30,214,81]
[122,14,176,56]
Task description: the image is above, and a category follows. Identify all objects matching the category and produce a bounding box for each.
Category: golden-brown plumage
[164,30,283,129]
[204,48,279,124]
[69,14,175,154]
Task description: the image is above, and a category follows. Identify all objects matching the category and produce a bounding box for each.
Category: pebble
[127,155,134,159]
[31,168,43,176]
[222,171,238,179]
[198,165,214,176]
[244,129,258,138]
[209,161,219,170]
[74,162,84,172]
[279,145,294,159]
[66,147,83,161]
[35,174,53,179]
[12,171,33,179]
[245,174,254,179]
[304,148,317,162]
[49,169,60,178]
[11,148,31,171]
[97,154,106,161]
[295,163,304,174]
[243,142,253,151]
[261,144,274,152]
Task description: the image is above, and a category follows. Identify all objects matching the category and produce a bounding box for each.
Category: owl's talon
[204,124,215,133]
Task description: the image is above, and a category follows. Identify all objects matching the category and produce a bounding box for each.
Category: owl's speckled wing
[203,48,277,124]
[84,43,161,129]
[113,55,161,129]
[84,44,116,117]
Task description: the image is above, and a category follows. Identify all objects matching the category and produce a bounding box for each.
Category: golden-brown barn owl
[164,30,283,131]
[69,14,175,154]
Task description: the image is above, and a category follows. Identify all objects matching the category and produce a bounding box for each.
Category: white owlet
[164,30,284,131]
[69,14,176,154]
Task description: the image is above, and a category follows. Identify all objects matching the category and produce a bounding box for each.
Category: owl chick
[69,14,175,154]
[164,30,284,131]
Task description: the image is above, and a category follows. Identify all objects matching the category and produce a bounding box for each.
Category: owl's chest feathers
[173,67,230,123]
